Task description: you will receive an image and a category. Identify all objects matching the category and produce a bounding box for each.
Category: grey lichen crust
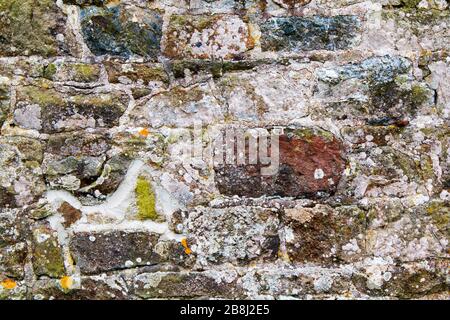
[0,0,449,300]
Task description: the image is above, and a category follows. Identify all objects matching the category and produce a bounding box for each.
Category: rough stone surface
[69,231,160,274]
[0,0,66,57]
[0,0,448,301]
[260,16,361,52]
[80,5,163,59]
[215,128,346,198]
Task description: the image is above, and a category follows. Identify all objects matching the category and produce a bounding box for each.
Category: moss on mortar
[135,176,158,220]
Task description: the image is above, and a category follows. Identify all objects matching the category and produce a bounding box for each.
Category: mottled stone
[173,206,280,265]
[283,205,366,264]
[0,79,10,127]
[217,66,313,122]
[215,127,346,198]
[14,85,128,133]
[164,14,255,60]
[260,16,361,52]
[131,83,224,128]
[80,5,163,59]
[170,59,262,78]
[32,276,128,300]
[0,0,66,57]
[314,55,434,124]
[0,212,29,249]
[134,271,242,299]
[43,62,101,83]
[47,132,110,157]
[1,136,44,164]
[32,225,65,278]
[63,0,107,6]
[0,243,27,279]
[0,142,46,208]
[69,231,160,274]
[104,60,169,84]
[353,260,449,299]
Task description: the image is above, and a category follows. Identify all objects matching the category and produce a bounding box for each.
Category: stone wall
[0,0,449,300]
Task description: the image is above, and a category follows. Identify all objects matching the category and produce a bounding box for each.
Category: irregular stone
[0,78,10,127]
[90,154,131,195]
[0,211,29,249]
[381,8,449,53]
[63,0,108,6]
[32,276,128,300]
[130,83,224,128]
[43,62,101,83]
[104,60,169,85]
[173,206,280,265]
[14,84,128,133]
[46,132,111,157]
[170,59,263,78]
[273,0,312,9]
[44,156,105,186]
[314,55,434,124]
[0,243,27,279]
[58,202,82,228]
[353,260,448,299]
[0,143,46,208]
[0,0,66,57]
[80,5,163,59]
[0,136,44,164]
[283,204,366,264]
[32,225,65,278]
[164,14,255,60]
[153,240,196,269]
[422,200,449,233]
[237,267,353,297]
[215,127,346,198]
[260,16,361,52]
[217,66,312,122]
[69,231,160,274]
[365,215,446,262]
[133,271,242,299]
[135,176,158,221]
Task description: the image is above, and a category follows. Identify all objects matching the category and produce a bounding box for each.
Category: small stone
[58,202,82,228]
[32,225,65,278]
[0,0,66,57]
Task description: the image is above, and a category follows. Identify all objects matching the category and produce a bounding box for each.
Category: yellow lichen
[1,279,17,290]
[135,177,158,220]
[60,276,73,290]
[181,238,192,255]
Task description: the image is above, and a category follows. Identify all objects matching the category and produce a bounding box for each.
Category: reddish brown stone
[58,202,82,228]
[214,127,346,198]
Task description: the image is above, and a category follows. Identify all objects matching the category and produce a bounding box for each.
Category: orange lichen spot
[181,238,192,255]
[138,128,149,137]
[60,276,73,290]
[1,278,17,290]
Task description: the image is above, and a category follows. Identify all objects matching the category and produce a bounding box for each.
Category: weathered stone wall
[0,0,449,300]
